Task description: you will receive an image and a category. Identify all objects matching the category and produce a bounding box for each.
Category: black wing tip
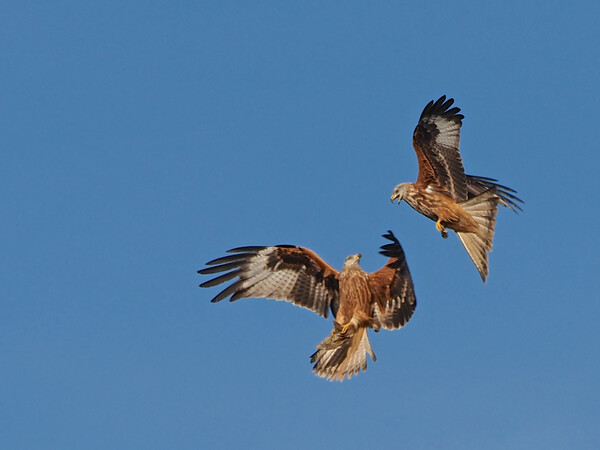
[467,174,498,182]
[199,279,213,288]
[198,282,228,303]
[466,174,522,195]
[226,246,265,254]
[198,261,242,275]
[379,230,406,264]
[202,246,268,267]
[503,197,524,214]
[421,95,463,122]
[382,230,399,244]
[465,174,525,213]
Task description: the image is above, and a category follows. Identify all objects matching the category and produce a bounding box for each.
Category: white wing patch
[433,116,461,148]
[200,246,336,318]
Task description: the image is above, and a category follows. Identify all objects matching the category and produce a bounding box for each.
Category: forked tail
[310,323,376,381]
[457,189,500,283]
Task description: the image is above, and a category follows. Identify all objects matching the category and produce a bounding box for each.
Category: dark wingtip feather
[197,261,242,275]
[435,95,449,108]
[205,253,253,266]
[209,279,244,303]
[226,246,265,254]
[382,230,398,243]
[465,174,524,214]
[379,230,406,266]
[420,95,463,123]
[199,269,241,288]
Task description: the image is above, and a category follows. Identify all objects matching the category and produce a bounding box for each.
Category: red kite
[198,231,416,381]
[391,96,522,282]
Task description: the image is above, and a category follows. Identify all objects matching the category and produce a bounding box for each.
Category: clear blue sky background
[2,1,599,449]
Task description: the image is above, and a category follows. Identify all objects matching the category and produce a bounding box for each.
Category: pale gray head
[343,253,362,269]
[390,183,411,204]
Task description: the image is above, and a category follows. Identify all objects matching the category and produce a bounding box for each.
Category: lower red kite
[198,231,416,381]
[391,96,523,282]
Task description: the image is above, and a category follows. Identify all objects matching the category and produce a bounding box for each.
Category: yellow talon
[341,323,351,334]
[436,219,448,239]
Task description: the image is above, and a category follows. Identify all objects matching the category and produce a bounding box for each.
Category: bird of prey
[390,96,523,282]
[198,231,416,381]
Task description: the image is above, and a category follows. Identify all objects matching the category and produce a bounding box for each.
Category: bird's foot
[436,219,448,239]
[340,323,352,334]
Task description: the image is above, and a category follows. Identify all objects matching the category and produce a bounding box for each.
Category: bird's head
[343,253,362,269]
[390,183,410,204]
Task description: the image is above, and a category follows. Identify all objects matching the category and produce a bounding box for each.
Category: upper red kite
[198,231,416,381]
[391,96,522,282]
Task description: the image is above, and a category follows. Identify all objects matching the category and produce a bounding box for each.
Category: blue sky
[2,1,599,449]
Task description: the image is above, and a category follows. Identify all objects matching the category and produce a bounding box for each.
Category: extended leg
[341,311,373,334]
[436,219,448,239]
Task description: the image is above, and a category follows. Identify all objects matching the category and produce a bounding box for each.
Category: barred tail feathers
[310,324,375,382]
[457,189,500,283]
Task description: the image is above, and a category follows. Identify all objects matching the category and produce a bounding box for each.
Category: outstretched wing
[466,174,524,213]
[367,231,417,331]
[198,245,340,318]
[413,95,468,202]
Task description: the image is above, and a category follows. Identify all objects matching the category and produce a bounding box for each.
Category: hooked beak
[390,194,399,203]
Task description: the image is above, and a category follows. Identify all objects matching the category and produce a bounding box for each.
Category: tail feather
[310,324,375,381]
[457,189,499,283]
